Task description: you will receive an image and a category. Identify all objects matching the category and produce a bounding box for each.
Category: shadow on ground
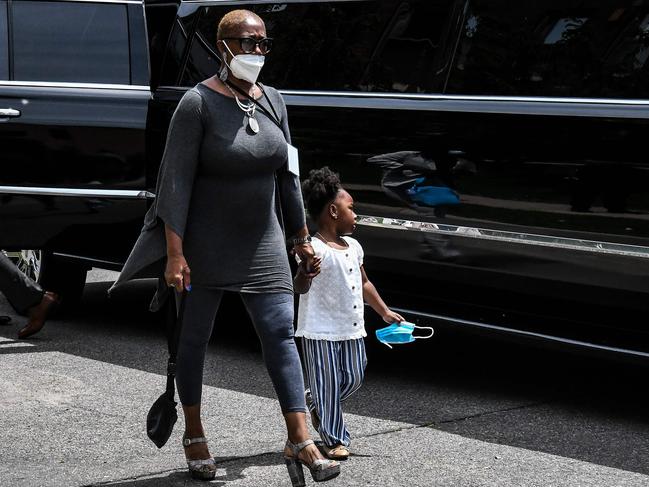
[97,453,283,486]
[2,278,649,476]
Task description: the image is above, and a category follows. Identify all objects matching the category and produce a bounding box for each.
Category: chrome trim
[0,81,150,91]
[280,91,649,119]
[166,84,649,106]
[52,253,124,268]
[356,215,649,259]
[182,0,355,3]
[390,306,649,359]
[43,0,142,3]
[281,90,649,106]
[0,186,155,199]
[0,108,20,117]
[163,84,649,118]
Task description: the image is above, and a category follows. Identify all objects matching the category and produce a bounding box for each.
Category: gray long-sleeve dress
[109,83,305,310]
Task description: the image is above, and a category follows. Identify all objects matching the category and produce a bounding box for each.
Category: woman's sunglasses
[222,37,273,55]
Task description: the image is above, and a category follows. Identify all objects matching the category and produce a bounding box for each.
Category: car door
[0,0,150,267]
[156,0,649,355]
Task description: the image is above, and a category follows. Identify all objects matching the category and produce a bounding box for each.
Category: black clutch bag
[147,390,178,448]
[146,288,186,448]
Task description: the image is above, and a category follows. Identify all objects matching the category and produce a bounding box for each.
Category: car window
[128,4,149,86]
[11,0,130,84]
[181,1,454,93]
[146,4,180,88]
[445,0,649,99]
[0,1,7,80]
[360,0,454,93]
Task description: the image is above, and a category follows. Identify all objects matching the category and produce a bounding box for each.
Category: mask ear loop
[413,325,435,340]
[221,40,235,64]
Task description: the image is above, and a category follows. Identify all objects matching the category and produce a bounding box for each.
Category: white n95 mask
[222,41,265,84]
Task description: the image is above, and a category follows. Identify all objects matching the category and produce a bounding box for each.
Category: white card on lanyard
[287,143,300,177]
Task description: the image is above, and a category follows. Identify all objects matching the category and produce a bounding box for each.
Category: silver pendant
[248,116,259,134]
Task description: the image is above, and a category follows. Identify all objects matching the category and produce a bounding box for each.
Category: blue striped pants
[301,338,367,447]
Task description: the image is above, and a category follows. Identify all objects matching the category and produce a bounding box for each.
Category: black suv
[1,0,649,359]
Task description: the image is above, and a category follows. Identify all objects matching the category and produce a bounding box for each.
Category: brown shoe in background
[322,444,350,460]
[18,291,60,339]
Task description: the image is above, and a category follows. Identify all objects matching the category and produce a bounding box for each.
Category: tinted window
[361,1,454,92]
[0,1,7,80]
[159,19,191,87]
[445,0,649,98]
[147,4,180,88]
[182,1,453,92]
[128,4,149,86]
[12,1,129,84]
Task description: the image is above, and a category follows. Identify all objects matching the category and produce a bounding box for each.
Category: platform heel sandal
[284,439,340,486]
[182,436,217,481]
[285,455,306,487]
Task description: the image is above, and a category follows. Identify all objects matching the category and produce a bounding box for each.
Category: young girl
[294,167,404,460]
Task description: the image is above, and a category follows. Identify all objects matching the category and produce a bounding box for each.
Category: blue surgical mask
[375,322,434,349]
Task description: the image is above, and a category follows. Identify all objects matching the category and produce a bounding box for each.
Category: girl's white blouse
[296,236,366,341]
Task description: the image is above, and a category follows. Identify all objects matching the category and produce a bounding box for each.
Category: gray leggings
[175,287,307,413]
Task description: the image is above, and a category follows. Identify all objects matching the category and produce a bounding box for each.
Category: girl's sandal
[323,444,350,460]
[284,439,340,487]
[182,436,216,481]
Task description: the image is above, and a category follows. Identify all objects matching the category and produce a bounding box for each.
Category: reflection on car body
[0,0,648,359]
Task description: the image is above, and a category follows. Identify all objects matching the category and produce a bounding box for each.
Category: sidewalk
[1,273,648,487]
[1,349,647,486]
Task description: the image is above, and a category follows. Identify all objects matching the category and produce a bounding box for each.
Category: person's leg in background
[0,252,59,338]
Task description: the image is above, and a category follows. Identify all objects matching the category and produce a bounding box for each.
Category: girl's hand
[165,254,191,291]
[298,256,321,279]
[294,242,316,271]
[382,309,405,324]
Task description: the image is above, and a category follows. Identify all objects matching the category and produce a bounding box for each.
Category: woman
[110,9,340,484]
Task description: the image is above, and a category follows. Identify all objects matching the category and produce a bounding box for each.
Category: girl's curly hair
[301,166,342,219]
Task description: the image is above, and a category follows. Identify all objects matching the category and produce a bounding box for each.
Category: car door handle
[0,108,21,118]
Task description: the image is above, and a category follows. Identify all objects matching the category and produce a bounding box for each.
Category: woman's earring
[218,60,228,81]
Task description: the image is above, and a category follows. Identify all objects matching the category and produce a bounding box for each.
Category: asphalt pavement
[1,269,648,486]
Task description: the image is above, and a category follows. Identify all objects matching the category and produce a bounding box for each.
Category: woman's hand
[165,254,191,292]
[382,309,405,324]
[293,242,316,272]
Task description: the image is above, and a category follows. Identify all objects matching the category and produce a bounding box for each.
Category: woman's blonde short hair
[217,9,264,39]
